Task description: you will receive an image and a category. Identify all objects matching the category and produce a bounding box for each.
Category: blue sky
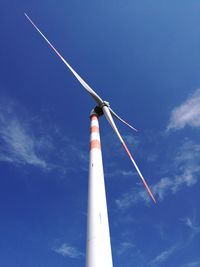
[0,1,200,266]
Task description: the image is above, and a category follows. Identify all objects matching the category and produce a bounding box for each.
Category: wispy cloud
[0,99,48,170]
[52,243,83,259]
[182,216,200,239]
[167,88,200,131]
[117,241,135,255]
[116,139,199,208]
[0,97,90,175]
[184,217,200,231]
[116,191,138,209]
[147,220,199,267]
[181,260,200,267]
[152,168,197,201]
[116,169,198,209]
[149,245,177,266]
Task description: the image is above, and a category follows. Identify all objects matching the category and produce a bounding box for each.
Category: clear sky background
[0,1,200,267]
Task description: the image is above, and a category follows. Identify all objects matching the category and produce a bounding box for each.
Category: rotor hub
[100,101,110,108]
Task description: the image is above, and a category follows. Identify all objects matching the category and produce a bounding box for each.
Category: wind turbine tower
[87,111,113,267]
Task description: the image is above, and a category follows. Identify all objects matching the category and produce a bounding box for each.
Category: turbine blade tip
[24,13,30,20]
[153,197,157,205]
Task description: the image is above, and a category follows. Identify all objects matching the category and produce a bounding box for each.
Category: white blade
[24,13,103,105]
[109,107,138,132]
[102,106,156,204]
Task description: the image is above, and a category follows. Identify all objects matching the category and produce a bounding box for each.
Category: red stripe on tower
[90,115,101,150]
[90,140,101,150]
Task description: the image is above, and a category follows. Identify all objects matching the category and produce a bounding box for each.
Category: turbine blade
[109,107,138,132]
[24,13,103,105]
[102,106,156,204]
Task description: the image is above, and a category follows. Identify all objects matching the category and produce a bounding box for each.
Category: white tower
[86,112,113,267]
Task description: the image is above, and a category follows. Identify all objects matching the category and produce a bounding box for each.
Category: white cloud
[116,192,138,209]
[152,177,173,200]
[149,245,177,266]
[0,97,89,174]
[116,139,199,208]
[167,88,200,131]
[153,170,197,201]
[52,243,83,259]
[117,242,135,255]
[116,168,198,209]
[181,261,200,267]
[185,218,199,231]
[182,217,200,238]
[0,102,48,169]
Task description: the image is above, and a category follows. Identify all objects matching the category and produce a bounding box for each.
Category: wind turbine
[25,13,156,267]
